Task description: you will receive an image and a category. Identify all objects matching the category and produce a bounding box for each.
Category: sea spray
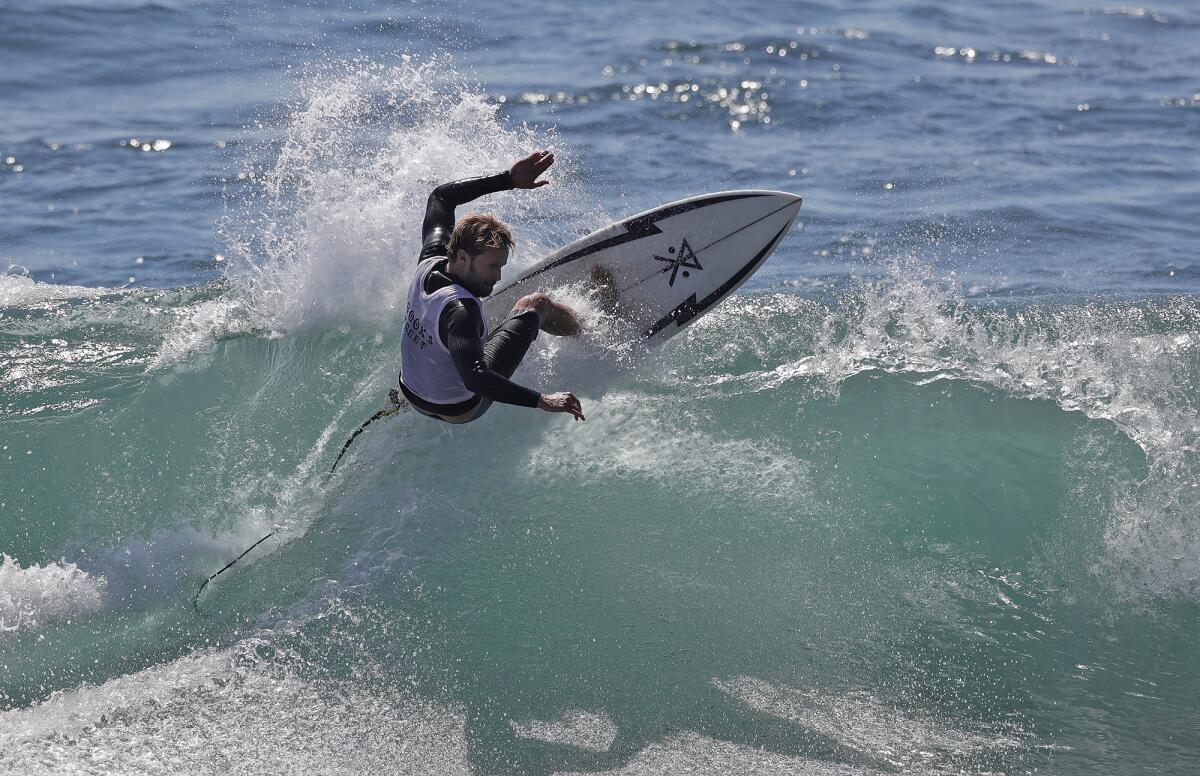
[0,555,107,633]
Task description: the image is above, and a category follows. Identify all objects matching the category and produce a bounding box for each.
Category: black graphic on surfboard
[653,238,703,286]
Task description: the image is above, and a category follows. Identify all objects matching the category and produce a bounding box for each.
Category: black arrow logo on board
[643,221,792,338]
[653,238,703,286]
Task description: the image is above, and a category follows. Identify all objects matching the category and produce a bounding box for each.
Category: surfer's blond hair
[449,213,515,257]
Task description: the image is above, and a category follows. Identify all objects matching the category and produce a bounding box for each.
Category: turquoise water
[3,1,1200,774]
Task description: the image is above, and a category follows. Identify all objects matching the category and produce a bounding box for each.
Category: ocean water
[2,0,1199,773]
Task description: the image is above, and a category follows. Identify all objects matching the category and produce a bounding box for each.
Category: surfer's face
[456,247,508,297]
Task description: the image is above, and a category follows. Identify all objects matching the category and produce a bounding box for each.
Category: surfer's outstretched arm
[418,171,514,261]
[416,151,555,262]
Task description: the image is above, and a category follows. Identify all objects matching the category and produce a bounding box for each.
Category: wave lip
[0,554,107,633]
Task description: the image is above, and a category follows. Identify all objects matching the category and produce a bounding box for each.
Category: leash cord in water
[191,529,276,609]
[192,390,406,612]
[325,390,406,479]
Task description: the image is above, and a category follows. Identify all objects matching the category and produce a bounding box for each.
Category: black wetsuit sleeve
[441,299,541,408]
[418,171,514,262]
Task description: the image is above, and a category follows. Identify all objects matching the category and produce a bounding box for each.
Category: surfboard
[483,190,803,342]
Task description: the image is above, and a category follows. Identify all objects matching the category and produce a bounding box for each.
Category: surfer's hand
[538,391,584,420]
[510,150,554,189]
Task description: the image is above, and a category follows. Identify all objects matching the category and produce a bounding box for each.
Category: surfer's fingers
[533,180,550,187]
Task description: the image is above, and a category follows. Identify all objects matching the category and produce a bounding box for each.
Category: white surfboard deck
[483,190,803,343]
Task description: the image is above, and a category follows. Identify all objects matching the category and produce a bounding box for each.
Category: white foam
[556,730,879,776]
[1097,480,1200,599]
[713,675,1021,773]
[0,641,472,775]
[0,554,107,633]
[0,269,121,309]
[512,709,618,752]
[146,296,258,372]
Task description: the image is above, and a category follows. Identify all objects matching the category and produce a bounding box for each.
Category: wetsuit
[398,171,542,421]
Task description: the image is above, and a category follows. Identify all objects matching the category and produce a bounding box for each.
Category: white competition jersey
[400,258,488,405]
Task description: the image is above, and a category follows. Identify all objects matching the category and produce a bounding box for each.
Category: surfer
[399,150,586,423]
[199,153,592,602]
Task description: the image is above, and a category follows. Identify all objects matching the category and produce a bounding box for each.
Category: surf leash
[191,530,276,609]
[192,389,407,612]
[325,389,406,480]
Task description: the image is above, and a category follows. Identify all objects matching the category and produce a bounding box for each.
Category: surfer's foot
[514,292,582,337]
[591,264,619,314]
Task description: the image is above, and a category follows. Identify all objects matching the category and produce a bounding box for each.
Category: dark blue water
[3,2,1199,774]
[5,0,1198,294]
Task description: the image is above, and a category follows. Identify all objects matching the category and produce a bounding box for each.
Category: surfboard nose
[727,189,803,215]
[763,190,803,212]
[740,190,804,232]
[776,191,803,221]
[782,192,803,222]
[748,189,801,202]
[672,190,803,257]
